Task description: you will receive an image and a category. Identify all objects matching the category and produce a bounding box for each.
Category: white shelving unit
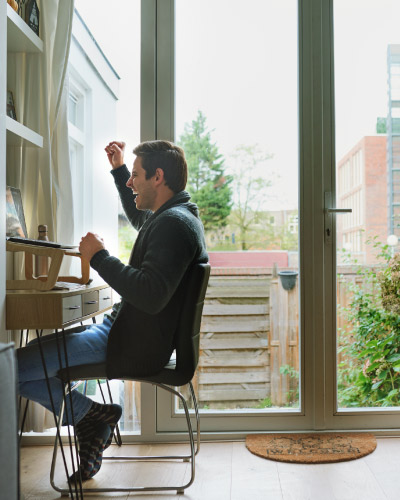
[6,3,44,149]
[1,4,44,342]
[7,4,43,53]
[6,116,43,148]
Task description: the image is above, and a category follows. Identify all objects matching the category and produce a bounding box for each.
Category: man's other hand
[79,232,105,262]
[105,141,126,169]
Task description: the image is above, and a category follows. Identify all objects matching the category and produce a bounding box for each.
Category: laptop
[6,186,77,249]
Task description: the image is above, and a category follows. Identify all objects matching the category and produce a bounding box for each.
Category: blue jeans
[17,317,112,424]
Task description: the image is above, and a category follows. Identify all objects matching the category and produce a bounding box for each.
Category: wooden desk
[6,282,113,330]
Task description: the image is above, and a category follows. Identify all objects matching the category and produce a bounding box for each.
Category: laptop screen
[6,186,28,238]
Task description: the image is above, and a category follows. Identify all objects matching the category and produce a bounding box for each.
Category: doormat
[246,432,377,464]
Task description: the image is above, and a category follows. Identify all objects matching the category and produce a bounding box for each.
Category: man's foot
[70,402,122,483]
[69,422,111,483]
[76,402,122,450]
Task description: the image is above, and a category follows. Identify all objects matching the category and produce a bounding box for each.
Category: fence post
[269,269,299,406]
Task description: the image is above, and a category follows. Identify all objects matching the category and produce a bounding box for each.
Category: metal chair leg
[50,381,197,495]
[96,379,123,446]
[50,384,82,498]
[189,381,200,455]
[105,379,123,445]
[19,329,41,439]
[92,316,122,446]
[19,399,30,442]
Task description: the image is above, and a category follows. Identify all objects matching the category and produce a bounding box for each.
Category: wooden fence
[196,267,370,409]
[197,268,299,409]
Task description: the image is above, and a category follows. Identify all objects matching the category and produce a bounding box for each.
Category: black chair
[50,263,210,495]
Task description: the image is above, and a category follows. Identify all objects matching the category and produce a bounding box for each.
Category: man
[17,140,208,482]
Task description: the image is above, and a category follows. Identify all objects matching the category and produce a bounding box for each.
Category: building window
[67,75,89,245]
[68,93,79,128]
[289,214,298,234]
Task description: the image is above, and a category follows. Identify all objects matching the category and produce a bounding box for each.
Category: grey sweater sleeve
[111,165,150,230]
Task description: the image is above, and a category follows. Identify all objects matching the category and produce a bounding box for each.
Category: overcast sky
[74,0,400,211]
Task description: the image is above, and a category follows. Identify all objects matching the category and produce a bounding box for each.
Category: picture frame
[6,186,28,238]
[6,91,17,120]
[25,0,39,37]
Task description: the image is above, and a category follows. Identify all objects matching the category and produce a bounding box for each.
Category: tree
[178,111,232,231]
[228,144,274,250]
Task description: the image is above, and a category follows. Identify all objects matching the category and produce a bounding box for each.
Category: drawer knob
[68,306,80,310]
[85,300,98,305]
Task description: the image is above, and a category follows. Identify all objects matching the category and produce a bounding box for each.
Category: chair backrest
[175,263,210,384]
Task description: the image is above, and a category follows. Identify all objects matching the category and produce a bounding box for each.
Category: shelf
[7,3,43,54]
[6,116,43,148]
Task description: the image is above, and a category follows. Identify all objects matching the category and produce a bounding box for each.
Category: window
[67,75,88,246]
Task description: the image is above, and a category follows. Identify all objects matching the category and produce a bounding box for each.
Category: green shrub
[338,239,400,407]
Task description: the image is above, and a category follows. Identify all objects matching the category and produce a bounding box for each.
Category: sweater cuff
[110,164,130,179]
[90,249,110,270]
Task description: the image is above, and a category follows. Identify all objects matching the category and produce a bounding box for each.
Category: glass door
[333,0,400,428]
[156,0,312,434]
[148,0,400,437]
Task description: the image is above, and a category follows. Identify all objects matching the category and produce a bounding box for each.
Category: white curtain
[8,0,75,432]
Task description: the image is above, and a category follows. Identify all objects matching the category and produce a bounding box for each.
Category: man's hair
[133,140,187,193]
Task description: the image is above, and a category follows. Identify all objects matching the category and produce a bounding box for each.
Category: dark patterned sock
[76,402,122,450]
[71,401,122,484]
[69,422,111,483]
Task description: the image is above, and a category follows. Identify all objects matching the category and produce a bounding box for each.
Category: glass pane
[335,0,400,409]
[176,0,299,412]
[68,93,78,128]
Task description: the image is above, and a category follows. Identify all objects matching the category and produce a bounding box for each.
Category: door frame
[138,0,400,442]
[140,0,318,439]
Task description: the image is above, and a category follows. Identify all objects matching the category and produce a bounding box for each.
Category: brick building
[336,136,387,264]
[387,45,400,235]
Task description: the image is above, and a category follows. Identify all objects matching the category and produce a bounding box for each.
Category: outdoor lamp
[387,234,398,257]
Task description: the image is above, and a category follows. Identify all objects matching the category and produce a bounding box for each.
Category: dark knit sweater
[90,164,208,379]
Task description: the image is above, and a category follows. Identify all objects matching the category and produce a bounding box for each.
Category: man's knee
[26,337,39,346]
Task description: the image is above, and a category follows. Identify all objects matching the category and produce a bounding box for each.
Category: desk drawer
[62,295,82,324]
[82,290,99,317]
[99,287,112,311]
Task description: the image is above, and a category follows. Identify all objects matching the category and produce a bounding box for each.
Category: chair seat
[57,351,191,387]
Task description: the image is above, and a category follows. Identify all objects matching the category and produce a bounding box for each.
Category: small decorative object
[16,0,26,19]
[25,0,39,36]
[6,91,17,120]
[35,225,49,277]
[278,270,298,291]
[7,0,19,12]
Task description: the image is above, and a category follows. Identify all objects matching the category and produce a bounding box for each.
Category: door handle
[325,208,352,213]
[324,192,352,244]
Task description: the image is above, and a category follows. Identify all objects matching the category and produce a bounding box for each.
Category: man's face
[126,156,157,211]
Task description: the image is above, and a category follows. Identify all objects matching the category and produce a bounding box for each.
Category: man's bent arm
[111,165,150,230]
[90,217,199,315]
